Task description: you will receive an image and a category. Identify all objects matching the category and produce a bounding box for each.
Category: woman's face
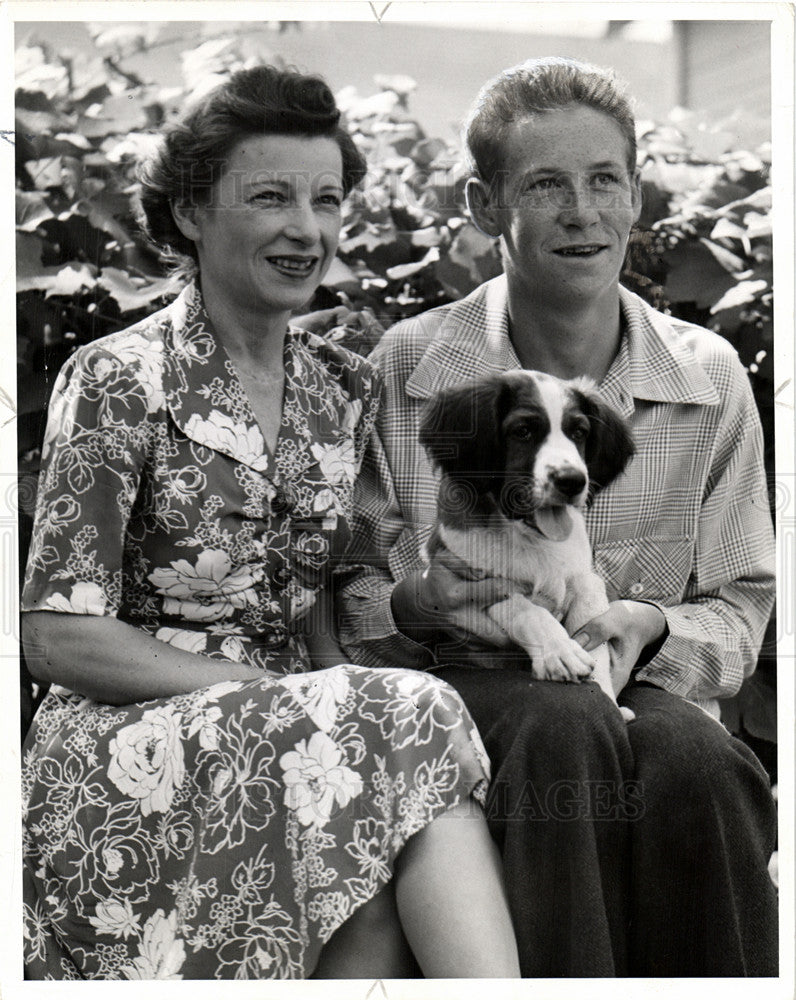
[483,104,641,307]
[180,133,344,322]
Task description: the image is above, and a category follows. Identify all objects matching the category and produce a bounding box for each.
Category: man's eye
[593,172,619,187]
[531,177,559,191]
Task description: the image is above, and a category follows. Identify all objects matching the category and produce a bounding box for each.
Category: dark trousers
[433,669,779,977]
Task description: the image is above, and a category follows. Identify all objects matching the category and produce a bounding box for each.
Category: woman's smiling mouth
[266,255,318,277]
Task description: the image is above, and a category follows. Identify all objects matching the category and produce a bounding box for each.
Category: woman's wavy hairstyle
[464,57,637,190]
[136,64,367,275]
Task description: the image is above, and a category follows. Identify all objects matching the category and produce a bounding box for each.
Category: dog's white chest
[438,515,591,619]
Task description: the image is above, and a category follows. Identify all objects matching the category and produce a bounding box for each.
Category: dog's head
[419,370,635,537]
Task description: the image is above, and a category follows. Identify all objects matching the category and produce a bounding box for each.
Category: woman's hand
[391,547,514,655]
[572,600,667,696]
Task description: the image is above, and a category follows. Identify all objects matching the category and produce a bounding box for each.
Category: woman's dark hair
[464,57,637,189]
[136,64,367,273]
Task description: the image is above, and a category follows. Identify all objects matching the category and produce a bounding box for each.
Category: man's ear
[170,200,202,244]
[465,177,502,239]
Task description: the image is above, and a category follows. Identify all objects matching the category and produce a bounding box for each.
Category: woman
[339,57,778,976]
[20,65,519,980]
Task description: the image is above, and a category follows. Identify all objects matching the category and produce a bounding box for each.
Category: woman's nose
[284,200,321,243]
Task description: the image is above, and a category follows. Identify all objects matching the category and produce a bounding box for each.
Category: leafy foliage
[15,30,776,744]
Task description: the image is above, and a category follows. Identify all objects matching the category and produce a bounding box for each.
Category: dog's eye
[569,425,588,444]
[508,424,533,440]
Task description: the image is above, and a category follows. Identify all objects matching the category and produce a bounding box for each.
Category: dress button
[629,582,645,596]
[265,627,288,648]
[272,565,291,591]
[271,485,295,516]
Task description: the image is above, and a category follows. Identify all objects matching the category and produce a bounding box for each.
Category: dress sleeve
[22,339,153,618]
[635,362,776,701]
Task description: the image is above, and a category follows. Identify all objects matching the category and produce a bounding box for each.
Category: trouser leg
[434,669,634,977]
[620,683,778,976]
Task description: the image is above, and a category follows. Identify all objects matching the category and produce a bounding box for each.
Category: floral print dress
[21,282,489,980]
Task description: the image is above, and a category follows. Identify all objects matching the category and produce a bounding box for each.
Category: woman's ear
[170,200,202,244]
[465,177,502,239]
[631,170,643,224]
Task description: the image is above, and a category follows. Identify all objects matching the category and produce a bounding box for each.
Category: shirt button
[629,582,645,597]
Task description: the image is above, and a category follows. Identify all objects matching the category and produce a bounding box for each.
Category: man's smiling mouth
[554,244,607,257]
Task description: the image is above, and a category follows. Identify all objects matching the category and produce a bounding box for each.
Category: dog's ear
[419,376,508,491]
[572,381,635,496]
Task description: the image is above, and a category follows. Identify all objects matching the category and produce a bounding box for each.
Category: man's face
[485,104,641,307]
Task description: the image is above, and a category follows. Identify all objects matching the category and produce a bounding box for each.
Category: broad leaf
[78,91,156,139]
[710,279,768,314]
[16,232,65,292]
[15,47,69,100]
[662,240,738,308]
[320,258,361,295]
[97,267,179,313]
[385,247,440,280]
[25,156,66,191]
[45,263,98,298]
[699,238,745,274]
[16,191,55,232]
[436,223,502,298]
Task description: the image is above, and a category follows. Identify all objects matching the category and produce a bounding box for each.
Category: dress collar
[159,282,360,483]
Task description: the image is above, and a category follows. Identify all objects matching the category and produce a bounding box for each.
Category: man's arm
[628,365,774,702]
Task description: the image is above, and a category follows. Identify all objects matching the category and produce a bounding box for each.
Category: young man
[338,57,777,977]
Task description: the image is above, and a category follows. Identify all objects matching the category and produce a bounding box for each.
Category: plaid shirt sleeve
[335,320,439,670]
[631,354,775,705]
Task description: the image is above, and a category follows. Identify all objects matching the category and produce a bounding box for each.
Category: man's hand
[572,600,667,696]
[391,547,516,658]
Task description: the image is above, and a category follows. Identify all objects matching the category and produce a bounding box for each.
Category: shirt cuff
[632,599,670,668]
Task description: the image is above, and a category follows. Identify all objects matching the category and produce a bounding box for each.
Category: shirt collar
[405,275,522,398]
[405,277,720,411]
[615,285,720,408]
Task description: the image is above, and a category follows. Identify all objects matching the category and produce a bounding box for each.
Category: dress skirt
[22,664,489,980]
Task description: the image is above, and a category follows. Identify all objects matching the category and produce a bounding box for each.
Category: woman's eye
[317,193,342,208]
[251,190,285,205]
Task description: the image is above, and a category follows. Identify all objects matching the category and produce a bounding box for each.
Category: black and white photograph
[1,3,793,998]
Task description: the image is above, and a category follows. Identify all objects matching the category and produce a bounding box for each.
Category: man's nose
[558,184,601,227]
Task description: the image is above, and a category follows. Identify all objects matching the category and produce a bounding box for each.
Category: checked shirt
[336,275,775,720]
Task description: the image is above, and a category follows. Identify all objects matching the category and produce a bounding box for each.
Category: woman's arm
[302,587,351,670]
[23,612,265,705]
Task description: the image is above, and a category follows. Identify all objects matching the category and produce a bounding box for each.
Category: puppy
[419,370,636,721]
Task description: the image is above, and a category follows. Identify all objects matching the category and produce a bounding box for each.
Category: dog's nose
[550,467,587,499]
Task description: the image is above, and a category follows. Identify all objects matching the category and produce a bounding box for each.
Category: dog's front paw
[527,635,596,682]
